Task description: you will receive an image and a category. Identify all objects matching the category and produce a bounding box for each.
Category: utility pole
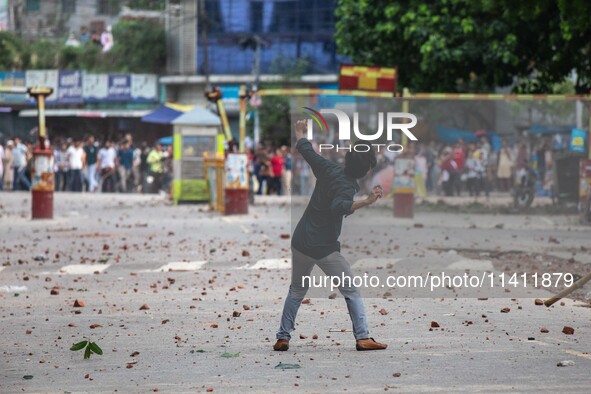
[252,35,265,147]
[199,0,210,90]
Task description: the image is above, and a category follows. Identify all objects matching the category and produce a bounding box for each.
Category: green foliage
[0,32,27,69]
[269,56,310,81]
[335,0,591,93]
[28,39,60,69]
[108,19,166,73]
[126,0,165,10]
[257,92,291,146]
[70,340,103,360]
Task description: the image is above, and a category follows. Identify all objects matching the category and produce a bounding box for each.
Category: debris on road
[562,326,575,335]
[275,362,301,370]
[557,360,575,367]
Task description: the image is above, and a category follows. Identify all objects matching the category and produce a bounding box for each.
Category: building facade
[164,0,345,111]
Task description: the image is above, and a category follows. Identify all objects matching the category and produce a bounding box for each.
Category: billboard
[0,70,159,104]
[0,71,26,103]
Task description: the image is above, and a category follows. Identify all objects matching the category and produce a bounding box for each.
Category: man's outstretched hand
[295,119,307,141]
[350,185,383,214]
[366,185,384,204]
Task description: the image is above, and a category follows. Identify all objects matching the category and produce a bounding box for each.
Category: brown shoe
[356,337,387,351]
[273,339,289,351]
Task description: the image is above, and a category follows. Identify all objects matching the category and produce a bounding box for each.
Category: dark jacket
[291,138,359,259]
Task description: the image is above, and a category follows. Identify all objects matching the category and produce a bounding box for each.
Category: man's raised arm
[294,119,331,179]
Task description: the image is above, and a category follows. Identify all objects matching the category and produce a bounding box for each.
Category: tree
[0,32,27,69]
[334,0,591,93]
[257,94,291,147]
[108,19,166,73]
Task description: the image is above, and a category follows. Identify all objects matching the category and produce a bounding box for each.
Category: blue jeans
[13,167,31,191]
[277,247,369,340]
[68,169,83,192]
[55,170,67,191]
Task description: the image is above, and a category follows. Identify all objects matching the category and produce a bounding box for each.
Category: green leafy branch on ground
[70,340,103,360]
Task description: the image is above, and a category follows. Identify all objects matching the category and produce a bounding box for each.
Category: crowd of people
[0,135,174,195]
[414,136,554,199]
[275,134,555,199]
[249,144,293,196]
[0,133,556,199]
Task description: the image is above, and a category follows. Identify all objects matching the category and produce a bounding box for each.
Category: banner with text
[0,70,158,104]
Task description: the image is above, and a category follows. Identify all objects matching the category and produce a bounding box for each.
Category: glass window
[250,1,263,33]
[97,0,120,16]
[204,0,224,33]
[62,0,76,13]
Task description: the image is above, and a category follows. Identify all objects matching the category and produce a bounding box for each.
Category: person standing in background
[465,146,478,197]
[132,144,142,192]
[281,145,292,196]
[12,137,31,191]
[54,142,69,191]
[84,135,98,192]
[162,145,174,196]
[270,148,284,195]
[117,140,134,192]
[67,139,86,192]
[439,147,457,197]
[452,140,466,196]
[255,143,270,195]
[497,140,514,192]
[515,141,529,187]
[414,147,427,201]
[2,140,14,190]
[97,140,117,193]
[146,143,164,193]
[139,142,150,193]
[475,142,489,198]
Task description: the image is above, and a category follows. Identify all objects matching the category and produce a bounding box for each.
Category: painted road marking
[240,225,250,234]
[144,261,208,272]
[0,266,5,274]
[564,349,591,360]
[0,285,28,292]
[447,259,494,271]
[240,258,291,270]
[540,217,554,226]
[59,264,111,275]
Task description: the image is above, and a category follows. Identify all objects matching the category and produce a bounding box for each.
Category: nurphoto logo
[303,107,418,152]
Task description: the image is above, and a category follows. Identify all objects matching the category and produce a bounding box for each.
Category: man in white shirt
[12,136,31,191]
[97,140,117,192]
[67,140,86,192]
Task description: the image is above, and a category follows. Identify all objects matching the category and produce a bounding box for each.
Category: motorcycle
[512,165,537,209]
